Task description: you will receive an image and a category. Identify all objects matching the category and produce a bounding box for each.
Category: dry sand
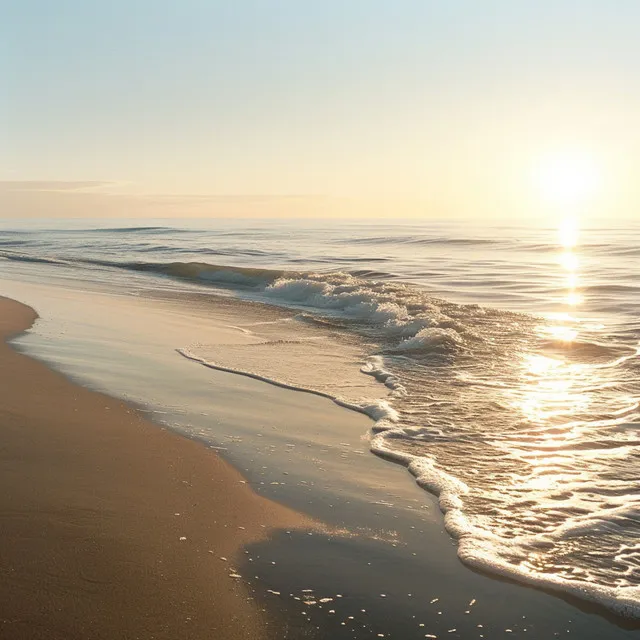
[0,296,309,639]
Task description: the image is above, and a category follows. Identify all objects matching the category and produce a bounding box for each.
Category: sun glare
[534,151,601,208]
[558,217,579,249]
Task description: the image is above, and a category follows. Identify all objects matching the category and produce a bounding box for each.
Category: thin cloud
[0,181,117,193]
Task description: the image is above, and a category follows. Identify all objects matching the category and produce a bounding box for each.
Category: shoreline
[0,296,309,639]
[2,286,639,639]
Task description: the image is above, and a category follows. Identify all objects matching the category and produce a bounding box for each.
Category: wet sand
[0,296,308,639]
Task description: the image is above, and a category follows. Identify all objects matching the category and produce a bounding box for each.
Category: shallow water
[1,217,638,617]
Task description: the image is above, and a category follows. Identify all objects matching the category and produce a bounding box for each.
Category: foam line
[176,348,399,426]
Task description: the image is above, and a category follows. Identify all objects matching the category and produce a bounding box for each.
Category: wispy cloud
[0,181,343,218]
[0,181,118,193]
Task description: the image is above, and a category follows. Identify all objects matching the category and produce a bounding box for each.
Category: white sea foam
[371,429,640,618]
[176,348,400,428]
[360,356,407,395]
[396,327,464,352]
[262,274,468,354]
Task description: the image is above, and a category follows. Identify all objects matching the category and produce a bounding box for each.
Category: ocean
[1,217,639,618]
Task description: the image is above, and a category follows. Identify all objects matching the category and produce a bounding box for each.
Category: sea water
[1,217,638,617]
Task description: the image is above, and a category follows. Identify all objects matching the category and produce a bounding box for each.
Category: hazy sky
[4,1,640,218]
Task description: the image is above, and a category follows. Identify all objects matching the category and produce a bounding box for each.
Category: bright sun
[533,151,601,207]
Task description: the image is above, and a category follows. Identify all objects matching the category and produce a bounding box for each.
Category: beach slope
[0,297,307,639]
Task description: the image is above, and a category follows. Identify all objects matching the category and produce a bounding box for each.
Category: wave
[607,246,640,257]
[0,225,198,236]
[53,256,634,366]
[585,283,640,295]
[176,348,399,428]
[0,251,70,267]
[1,256,288,289]
[344,235,504,247]
[132,260,287,287]
[2,251,631,366]
[65,225,197,235]
[124,245,290,261]
[372,428,640,618]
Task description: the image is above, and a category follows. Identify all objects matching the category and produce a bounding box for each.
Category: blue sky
[3,1,640,217]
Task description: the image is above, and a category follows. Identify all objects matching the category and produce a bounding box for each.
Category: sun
[533,150,601,208]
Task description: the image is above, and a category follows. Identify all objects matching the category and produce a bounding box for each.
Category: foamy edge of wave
[370,430,640,619]
[178,346,640,619]
[175,348,399,428]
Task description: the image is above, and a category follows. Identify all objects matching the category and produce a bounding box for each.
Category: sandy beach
[0,296,309,639]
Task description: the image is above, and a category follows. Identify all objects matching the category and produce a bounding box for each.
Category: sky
[3,0,640,219]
